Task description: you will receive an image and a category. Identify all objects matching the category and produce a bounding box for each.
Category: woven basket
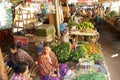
[86,35,100,43]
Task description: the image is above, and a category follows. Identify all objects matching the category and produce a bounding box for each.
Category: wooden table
[70,31,99,43]
[104,19,120,32]
[71,31,99,36]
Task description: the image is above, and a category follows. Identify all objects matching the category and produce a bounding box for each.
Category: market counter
[103,18,120,32]
[70,30,99,43]
[71,31,99,36]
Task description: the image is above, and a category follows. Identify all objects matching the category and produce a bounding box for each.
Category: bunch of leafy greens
[108,11,118,17]
[52,42,71,63]
[70,44,88,63]
[73,72,107,80]
[89,53,104,61]
[77,21,94,29]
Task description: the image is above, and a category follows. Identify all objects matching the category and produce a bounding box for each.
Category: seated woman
[11,62,31,80]
[7,43,34,67]
[38,43,69,80]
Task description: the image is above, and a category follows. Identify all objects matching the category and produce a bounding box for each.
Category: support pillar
[0,47,8,80]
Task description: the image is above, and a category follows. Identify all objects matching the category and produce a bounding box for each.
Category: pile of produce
[90,53,104,64]
[79,28,96,33]
[68,16,76,27]
[52,42,71,63]
[77,21,94,29]
[52,42,104,64]
[108,11,118,17]
[85,43,101,55]
[105,11,118,19]
[69,21,76,27]
[73,72,107,80]
[70,43,88,63]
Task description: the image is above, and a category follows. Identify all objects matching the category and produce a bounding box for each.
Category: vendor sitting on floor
[38,43,69,80]
[7,43,34,67]
[11,62,31,80]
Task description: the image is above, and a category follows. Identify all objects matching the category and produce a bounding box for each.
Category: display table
[70,30,99,42]
[74,62,110,80]
[71,31,99,36]
[66,59,110,80]
[104,18,120,32]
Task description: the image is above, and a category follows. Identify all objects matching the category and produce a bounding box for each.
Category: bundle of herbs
[73,72,107,80]
[52,42,71,63]
[70,44,88,63]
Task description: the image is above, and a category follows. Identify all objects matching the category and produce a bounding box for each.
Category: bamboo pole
[55,0,60,37]
[0,47,8,80]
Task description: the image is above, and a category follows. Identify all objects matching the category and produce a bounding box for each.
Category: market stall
[0,0,111,80]
[52,42,110,80]
[103,0,120,32]
[10,0,65,54]
[54,9,110,79]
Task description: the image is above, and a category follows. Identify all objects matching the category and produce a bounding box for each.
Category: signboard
[14,36,29,49]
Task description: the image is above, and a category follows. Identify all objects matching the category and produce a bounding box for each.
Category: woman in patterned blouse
[38,43,69,80]
[11,62,31,80]
[7,43,34,67]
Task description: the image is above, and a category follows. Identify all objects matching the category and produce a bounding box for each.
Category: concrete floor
[99,29,120,80]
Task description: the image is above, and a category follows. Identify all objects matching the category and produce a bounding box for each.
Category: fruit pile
[77,21,94,29]
[85,43,101,55]
[79,28,96,33]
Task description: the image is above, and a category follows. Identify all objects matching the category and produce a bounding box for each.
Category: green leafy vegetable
[73,72,107,80]
[52,42,71,63]
[77,21,94,29]
[90,53,104,61]
[70,44,88,63]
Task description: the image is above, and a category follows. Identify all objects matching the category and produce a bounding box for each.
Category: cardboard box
[35,24,55,36]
